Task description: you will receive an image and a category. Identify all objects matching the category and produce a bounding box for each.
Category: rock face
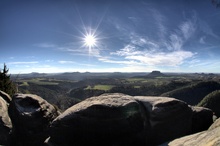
[167,118,220,146]
[0,90,12,104]
[134,96,193,145]
[48,93,212,146]
[9,93,60,146]
[0,96,12,145]
[191,106,213,133]
[0,92,212,146]
[147,70,165,77]
[48,93,148,146]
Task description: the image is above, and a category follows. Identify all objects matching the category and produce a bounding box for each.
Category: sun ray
[84,34,97,47]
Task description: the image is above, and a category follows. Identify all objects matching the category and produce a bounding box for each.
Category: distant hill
[161,81,220,105]
[147,71,165,77]
[198,90,220,117]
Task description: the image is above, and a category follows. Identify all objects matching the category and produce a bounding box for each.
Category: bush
[198,90,220,117]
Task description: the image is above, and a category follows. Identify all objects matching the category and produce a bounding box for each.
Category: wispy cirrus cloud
[151,9,167,40]
[58,60,96,67]
[34,43,57,48]
[106,11,197,68]
[199,19,220,39]
[7,61,39,65]
[111,45,194,66]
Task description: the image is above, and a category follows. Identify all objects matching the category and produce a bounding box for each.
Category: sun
[84,34,97,47]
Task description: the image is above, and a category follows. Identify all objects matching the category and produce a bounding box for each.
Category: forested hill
[14,72,220,111]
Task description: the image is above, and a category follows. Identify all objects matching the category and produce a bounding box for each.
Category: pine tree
[0,63,16,96]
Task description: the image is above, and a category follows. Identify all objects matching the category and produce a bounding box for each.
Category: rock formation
[147,70,165,77]
[47,93,213,146]
[48,93,148,146]
[0,90,11,104]
[0,90,215,146]
[134,96,192,145]
[165,118,220,146]
[190,106,213,133]
[8,93,60,146]
[0,96,12,145]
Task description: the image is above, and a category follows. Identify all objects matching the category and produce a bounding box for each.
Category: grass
[85,85,115,91]
[126,78,148,83]
[19,82,29,86]
[17,78,59,86]
[134,86,141,88]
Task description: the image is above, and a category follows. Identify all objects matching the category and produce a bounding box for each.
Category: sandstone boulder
[47,93,214,146]
[191,106,213,133]
[166,118,220,146]
[134,96,193,145]
[0,90,11,104]
[9,93,60,146]
[48,93,149,146]
[0,97,12,145]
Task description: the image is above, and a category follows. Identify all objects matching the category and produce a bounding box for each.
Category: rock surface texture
[191,106,213,133]
[8,93,59,146]
[0,92,214,146]
[0,90,11,104]
[166,118,220,146]
[134,96,193,145]
[48,93,148,146]
[47,93,212,146]
[0,96,12,145]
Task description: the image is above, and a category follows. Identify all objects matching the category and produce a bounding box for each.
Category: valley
[12,71,220,111]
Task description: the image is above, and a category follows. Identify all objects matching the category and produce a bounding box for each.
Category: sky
[1,0,220,74]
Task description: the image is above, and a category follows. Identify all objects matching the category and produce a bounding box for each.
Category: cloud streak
[8,61,39,65]
[104,10,198,68]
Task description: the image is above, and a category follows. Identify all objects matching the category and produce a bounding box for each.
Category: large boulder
[166,118,220,146]
[191,106,213,133]
[47,93,213,146]
[8,93,60,146]
[0,90,11,104]
[48,93,149,146]
[134,96,193,145]
[0,97,12,145]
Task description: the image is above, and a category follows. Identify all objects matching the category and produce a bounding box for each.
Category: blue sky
[1,0,220,73]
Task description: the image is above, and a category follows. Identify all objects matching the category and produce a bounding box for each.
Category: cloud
[58,60,96,67]
[111,45,195,66]
[180,19,196,40]
[58,60,76,64]
[34,43,57,48]
[199,20,220,39]
[106,13,197,68]
[8,61,39,65]
[168,34,183,51]
[99,11,200,70]
[199,36,206,44]
[58,44,102,58]
[151,9,167,39]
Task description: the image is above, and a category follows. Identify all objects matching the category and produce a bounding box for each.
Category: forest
[12,71,220,113]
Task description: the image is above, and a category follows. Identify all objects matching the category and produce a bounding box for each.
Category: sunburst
[84,34,97,48]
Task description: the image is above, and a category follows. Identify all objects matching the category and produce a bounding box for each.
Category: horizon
[9,70,220,75]
[1,0,220,74]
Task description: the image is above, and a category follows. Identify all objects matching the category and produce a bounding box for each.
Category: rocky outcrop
[48,93,148,146]
[47,93,212,146]
[147,70,165,77]
[166,118,220,146]
[191,106,213,133]
[8,93,60,146]
[0,90,11,104]
[0,91,213,146]
[0,96,12,145]
[134,96,193,145]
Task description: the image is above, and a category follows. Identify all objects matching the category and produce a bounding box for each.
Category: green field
[18,78,59,86]
[85,85,115,91]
